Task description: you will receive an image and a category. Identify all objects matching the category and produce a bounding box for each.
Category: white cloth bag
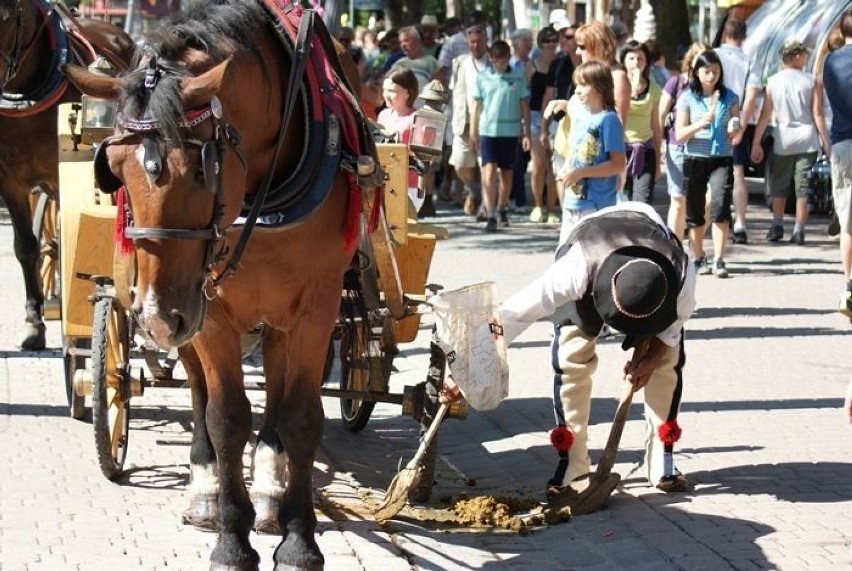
[430,281,509,410]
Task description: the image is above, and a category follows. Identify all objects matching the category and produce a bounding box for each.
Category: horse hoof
[252,494,282,535]
[20,324,46,351]
[182,494,219,532]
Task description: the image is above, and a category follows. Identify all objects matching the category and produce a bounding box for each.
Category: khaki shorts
[832,140,852,234]
[768,152,817,199]
[449,130,478,169]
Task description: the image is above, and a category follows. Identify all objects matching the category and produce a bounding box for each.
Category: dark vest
[553,211,689,335]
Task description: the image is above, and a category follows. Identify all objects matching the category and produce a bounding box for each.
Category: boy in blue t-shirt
[470,40,531,232]
[557,61,626,244]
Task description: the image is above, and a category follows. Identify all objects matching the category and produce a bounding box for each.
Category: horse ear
[179,58,232,109]
[60,64,123,100]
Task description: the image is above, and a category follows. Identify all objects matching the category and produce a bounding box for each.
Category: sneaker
[529,206,544,223]
[499,209,510,227]
[790,231,805,245]
[547,211,561,224]
[694,257,712,275]
[484,217,498,233]
[732,229,748,244]
[765,224,783,242]
[840,289,852,319]
[714,259,729,278]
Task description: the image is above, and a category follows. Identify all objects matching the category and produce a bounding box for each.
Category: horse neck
[237,32,306,195]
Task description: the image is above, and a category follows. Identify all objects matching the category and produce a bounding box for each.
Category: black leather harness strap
[211,7,315,286]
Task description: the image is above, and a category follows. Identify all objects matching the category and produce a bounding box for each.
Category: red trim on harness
[115,187,134,256]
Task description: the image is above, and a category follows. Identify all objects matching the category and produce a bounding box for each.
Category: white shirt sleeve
[656,258,697,347]
[497,244,590,344]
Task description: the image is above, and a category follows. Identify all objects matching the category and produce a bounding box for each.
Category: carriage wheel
[339,325,376,432]
[63,337,88,420]
[91,294,131,480]
[31,189,60,316]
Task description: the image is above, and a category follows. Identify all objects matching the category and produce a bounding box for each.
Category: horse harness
[94,6,368,294]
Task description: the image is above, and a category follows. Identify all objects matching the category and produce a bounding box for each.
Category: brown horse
[0,0,134,349]
[64,0,373,569]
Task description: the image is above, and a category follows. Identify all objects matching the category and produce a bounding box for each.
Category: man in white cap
[420,15,441,59]
[444,201,696,494]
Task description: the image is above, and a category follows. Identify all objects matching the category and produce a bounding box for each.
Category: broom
[374,402,449,522]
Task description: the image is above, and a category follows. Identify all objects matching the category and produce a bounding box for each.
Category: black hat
[593,246,678,342]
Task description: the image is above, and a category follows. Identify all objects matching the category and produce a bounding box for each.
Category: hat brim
[592,246,679,339]
[552,21,571,32]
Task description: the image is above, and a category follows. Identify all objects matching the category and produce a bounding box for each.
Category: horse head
[63,2,287,348]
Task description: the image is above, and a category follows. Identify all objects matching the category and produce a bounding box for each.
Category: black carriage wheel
[31,189,60,304]
[63,337,88,420]
[339,326,376,432]
[91,294,131,480]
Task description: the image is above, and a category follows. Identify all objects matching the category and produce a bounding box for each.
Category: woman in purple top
[657,42,708,239]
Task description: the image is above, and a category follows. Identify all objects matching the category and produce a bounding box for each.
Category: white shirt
[498,202,697,347]
[715,44,761,103]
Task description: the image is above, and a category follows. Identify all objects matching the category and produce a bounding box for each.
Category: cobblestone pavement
[1,188,850,570]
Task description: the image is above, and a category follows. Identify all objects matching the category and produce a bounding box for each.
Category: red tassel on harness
[658,420,682,446]
[114,186,134,256]
[550,425,574,452]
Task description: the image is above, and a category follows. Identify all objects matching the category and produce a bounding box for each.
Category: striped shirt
[676,87,738,157]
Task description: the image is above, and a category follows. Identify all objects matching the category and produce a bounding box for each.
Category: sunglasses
[541,38,558,44]
[563,34,575,40]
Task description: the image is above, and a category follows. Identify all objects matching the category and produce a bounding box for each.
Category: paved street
[0,189,850,571]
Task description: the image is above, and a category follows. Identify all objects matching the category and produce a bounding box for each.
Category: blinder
[201,139,221,196]
[94,141,123,194]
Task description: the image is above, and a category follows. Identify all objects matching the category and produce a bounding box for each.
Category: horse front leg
[193,331,259,571]
[264,324,330,571]
[251,360,288,535]
[6,188,45,350]
[180,344,219,531]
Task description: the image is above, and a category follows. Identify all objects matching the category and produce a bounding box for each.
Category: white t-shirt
[766,68,820,155]
[715,44,761,106]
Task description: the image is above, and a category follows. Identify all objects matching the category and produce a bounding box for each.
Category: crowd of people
[341,8,852,493]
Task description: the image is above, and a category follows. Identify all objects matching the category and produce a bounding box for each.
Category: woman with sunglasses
[574,21,631,127]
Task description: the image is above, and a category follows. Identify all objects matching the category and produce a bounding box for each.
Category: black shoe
[732,229,748,244]
[485,217,498,233]
[790,231,805,245]
[499,209,510,227]
[765,225,783,242]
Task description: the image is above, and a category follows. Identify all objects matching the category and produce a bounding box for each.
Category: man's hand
[623,337,666,391]
[439,376,462,404]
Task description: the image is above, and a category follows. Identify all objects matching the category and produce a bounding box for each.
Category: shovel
[374,402,449,522]
[548,339,650,515]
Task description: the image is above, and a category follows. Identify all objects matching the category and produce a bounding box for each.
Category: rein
[0,0,24,90]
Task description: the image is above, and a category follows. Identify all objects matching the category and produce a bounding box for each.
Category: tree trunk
[651,0,692,70]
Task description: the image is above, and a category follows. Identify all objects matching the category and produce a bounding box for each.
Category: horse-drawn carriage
[55,96,463,483]
[7,1,483,567]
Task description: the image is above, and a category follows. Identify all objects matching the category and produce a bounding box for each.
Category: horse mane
[119,0,270,144]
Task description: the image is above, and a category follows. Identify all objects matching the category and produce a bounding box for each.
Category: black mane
[119,0,270,144]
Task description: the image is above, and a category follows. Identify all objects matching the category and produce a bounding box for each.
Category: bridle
[96,57,246,295]
[97,10,315,294]
[0,0,25,93]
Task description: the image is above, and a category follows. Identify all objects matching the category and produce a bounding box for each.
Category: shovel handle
[595,339,651,478]
[406,402,449,469]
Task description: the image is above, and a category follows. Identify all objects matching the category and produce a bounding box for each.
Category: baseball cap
[420,15,438,28]
[549,9,572,32]
[780,39,808,56]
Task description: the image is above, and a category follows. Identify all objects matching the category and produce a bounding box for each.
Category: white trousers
[552,325,684,486]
